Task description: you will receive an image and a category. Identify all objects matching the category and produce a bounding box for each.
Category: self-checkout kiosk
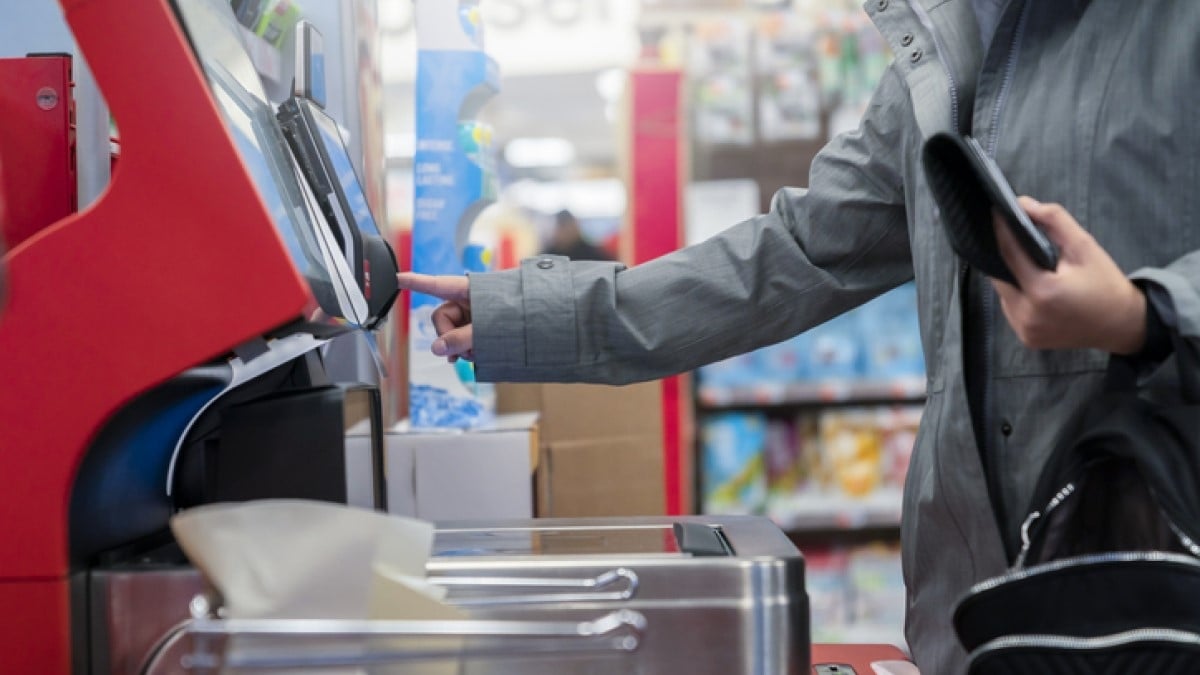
[0,0,399,670]
[0,1,825,673]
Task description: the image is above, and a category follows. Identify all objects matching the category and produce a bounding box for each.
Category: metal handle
[181,609,645,671]
[430,567,639,606]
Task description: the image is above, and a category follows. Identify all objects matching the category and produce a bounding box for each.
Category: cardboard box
[497,382,666,518]
[537,436,665,517]
[349,413,538,521]
[496,382,663,443]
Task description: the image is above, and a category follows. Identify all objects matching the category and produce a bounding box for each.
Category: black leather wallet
[922,132,1058,287]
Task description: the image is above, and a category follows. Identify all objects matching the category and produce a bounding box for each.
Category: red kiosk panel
[0,0,313,669]
[0,54,76,250]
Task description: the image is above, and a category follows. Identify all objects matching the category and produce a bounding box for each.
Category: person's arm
[466,65,916,385]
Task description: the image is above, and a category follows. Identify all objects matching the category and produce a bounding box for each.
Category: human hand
[990,197,1146,354]
[395,272,474,362]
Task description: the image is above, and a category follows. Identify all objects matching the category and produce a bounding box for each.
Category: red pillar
[629,68,691,516]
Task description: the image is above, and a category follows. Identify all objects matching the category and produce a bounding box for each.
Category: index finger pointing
[396,272,470,303]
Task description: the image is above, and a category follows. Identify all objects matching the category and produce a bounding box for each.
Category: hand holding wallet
[922,132,1059,287]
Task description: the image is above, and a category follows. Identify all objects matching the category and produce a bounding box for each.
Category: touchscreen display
[278,95,399,329]
[170,0,367,326]
[308,103,382,238]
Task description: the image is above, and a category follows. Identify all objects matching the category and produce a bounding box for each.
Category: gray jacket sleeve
[471,65,915,385]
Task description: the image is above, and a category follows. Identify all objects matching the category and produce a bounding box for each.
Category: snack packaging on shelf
[803,543,906,648]
[860,283,924,380]
[697,351,762,389]
[688,19,755,146]
[847,543,906,630]
[817,406,922,499]
[804,547,852,635]
[807,311,865,381]
[710,406,921,529]
[763,415,801,494]
[698,284,923,399]
[701,412,768,515]
[818,408,884,499]
[878,406,920,488]
[755,332,812,385]
[756,15,822,141]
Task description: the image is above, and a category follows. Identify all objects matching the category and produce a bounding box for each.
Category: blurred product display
[696,284,921,651]
[756,14,822,141]
[698,283,925,404]
[232,0,304,48]
[686,0,891,212]
[700,404,920,528]
[806,543,906,646]
[408,0,501,429]
[654,0,911,648]
[689,20,755,145]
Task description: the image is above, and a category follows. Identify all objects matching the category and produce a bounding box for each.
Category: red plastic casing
[0,0,313,670]
[0,54,76,250]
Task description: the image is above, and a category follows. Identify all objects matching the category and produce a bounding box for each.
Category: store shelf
[697,376,926,410]
[768,488,904,533]
[239,25,282,85]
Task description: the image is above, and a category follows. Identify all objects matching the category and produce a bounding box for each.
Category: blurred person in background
[398,2,1199,672]
[541,209,614,262]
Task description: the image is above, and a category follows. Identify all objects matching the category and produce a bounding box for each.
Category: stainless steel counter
[85,515,807,674]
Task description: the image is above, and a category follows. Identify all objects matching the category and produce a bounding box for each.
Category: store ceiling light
[595,68,626,103]
[504,137,576,168]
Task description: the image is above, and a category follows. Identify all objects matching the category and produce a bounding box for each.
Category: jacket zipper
[975,627,1200,655]
[1009,476,1200,572]
[1169,522,1200,558]
[968,549,1200,597]
[979,0,1032,553]
[1012,482,1076,568]
[1142,477,1200,558]
[985,1,1031,158]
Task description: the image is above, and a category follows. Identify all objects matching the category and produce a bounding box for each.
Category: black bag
[953,335,1200,675]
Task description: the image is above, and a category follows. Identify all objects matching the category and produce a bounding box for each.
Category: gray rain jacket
[469,1,1200,672]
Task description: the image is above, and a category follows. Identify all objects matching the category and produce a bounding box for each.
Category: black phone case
[922,132,1058,287]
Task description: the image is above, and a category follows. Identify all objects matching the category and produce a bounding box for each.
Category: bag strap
[1173,329,1200,403]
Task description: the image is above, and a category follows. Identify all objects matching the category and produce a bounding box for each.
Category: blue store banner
[410,0,499,428]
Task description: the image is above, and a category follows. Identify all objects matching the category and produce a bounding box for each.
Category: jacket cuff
[1131,266,1196,335]
[1128,268,1187,378]
[1133,279,1173,364]
[470,267,525,377]
[471,255,579,381]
